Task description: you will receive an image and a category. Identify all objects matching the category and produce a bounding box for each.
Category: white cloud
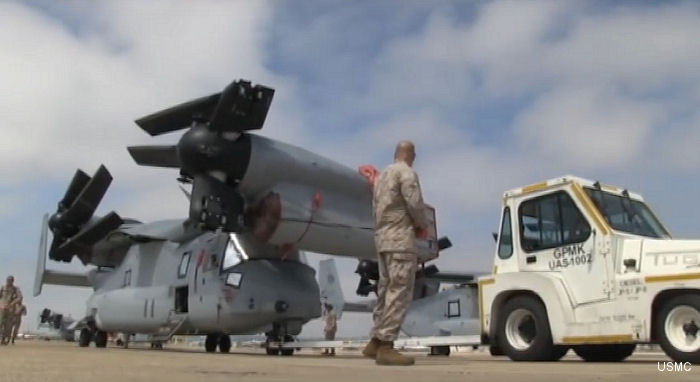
[513,85,661,169]
[0,0,305,185]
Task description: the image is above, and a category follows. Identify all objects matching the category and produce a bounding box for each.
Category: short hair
[394,140,415,159]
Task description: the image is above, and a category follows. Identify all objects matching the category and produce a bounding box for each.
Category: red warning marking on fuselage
[196,249,206,268]
[222,287,237,303]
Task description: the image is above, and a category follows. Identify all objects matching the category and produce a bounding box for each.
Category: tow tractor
[273,175,700,364]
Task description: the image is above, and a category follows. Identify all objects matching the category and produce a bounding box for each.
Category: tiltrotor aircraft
[34,79,444,354]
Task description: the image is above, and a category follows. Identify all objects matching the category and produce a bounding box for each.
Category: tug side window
[497,207,513,259]
[519,191,590,252]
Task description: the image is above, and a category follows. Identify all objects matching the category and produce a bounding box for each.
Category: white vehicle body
[480,175,700,363]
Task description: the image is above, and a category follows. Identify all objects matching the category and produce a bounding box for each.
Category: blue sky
[2,0,700,337]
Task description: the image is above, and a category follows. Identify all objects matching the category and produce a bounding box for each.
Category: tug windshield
[584,187,669,239]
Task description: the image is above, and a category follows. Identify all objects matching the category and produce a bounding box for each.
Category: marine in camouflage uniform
[0,276,23,345]
[322,304,337,355]
[363,140,428,366]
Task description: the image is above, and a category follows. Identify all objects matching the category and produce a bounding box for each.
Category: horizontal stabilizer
[426,272,479,284]
[43,271,91,288]
[127,145,180,168]
[421,263,485,284]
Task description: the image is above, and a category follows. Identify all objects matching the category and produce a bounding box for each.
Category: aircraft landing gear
[280,335,295,356]
[429,346,450,356]
[265,334,295,356]
[78,328,91,347]
[150,342,164,350]
[94,330,108,348]
[219,334,231,353]
[78,326,108,348]
[265,335,280,356]
[205,333,218,353]
[205,333,231,353]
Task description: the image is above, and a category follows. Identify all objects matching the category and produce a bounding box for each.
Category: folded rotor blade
[62,165,113,225]
[127,145,180,168]
[54,212,124,264]
[135,93,220,136]
[135,80,275,136]
[59,170,91,210]
[208,81,274,132]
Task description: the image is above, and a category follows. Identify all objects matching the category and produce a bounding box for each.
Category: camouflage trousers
[0,308,12,344]
[369,251,417,342]
[11,316,21,343]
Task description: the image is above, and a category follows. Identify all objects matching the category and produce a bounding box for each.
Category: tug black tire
[573,344,636,362]
[489,344,504,356]
[496,296,558,361]
[655,294,700,364]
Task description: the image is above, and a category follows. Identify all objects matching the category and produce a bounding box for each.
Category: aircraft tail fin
[318,259,345,319]
[34,214,91,297]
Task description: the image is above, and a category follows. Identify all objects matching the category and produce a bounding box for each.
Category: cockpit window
[584,187,669,239]
[222,234,248,271]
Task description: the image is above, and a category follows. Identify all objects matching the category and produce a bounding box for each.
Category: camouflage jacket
[373,161,428,255]
[0,285,22,308]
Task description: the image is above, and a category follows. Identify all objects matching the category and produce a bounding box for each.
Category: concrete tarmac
[0,341,697,382]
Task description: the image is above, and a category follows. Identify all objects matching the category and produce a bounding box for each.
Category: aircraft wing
[343,300,375,313]
[42,271,91,288]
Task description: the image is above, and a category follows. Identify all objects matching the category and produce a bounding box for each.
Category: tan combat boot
[375,341,415,366]
[362,337,381,358]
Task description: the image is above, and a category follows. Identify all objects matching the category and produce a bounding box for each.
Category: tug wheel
[573,344,635,362]
[656,294,700,364]
[497,295,560,361]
